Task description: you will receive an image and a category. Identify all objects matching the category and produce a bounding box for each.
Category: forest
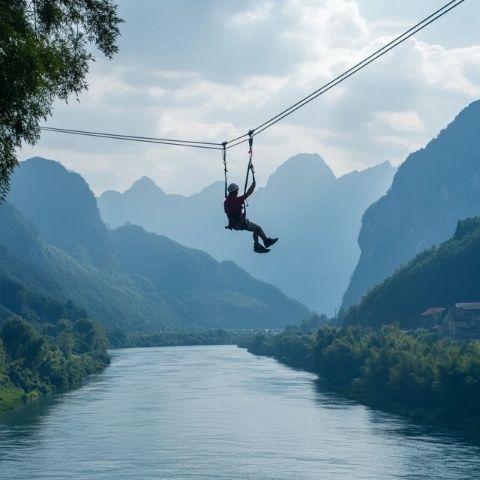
[0,278,109,412]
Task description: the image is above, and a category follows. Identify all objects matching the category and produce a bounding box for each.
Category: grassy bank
[0,386,24,411]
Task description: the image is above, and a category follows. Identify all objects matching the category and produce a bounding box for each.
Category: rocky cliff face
[343,100,480,308]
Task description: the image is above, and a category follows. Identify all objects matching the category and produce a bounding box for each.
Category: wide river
[1,346,480,479]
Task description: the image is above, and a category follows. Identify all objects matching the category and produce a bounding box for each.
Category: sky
[19,0,480,195]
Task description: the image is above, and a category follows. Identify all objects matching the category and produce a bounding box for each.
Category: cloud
[373,111,424,133]
[227,1,274,28]
[19,0,480,195]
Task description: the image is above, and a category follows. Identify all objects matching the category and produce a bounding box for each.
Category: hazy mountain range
[1,158,309,332]
[343,100,480,309]
[99,154,395,315]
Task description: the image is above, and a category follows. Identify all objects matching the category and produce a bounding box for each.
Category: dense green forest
[0,277,109,412]
[341,216,480,327]
[248,326,480,430]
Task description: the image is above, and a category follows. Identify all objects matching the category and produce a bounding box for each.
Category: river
[1,345,480,479]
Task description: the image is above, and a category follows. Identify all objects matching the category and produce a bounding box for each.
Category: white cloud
[373,111,424,133]
[227,1,274,28]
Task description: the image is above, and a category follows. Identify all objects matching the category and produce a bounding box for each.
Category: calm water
[1,346,480,480]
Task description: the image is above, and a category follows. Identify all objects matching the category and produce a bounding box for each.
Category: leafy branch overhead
[0,0,122,199]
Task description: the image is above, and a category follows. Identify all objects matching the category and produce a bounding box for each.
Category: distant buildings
[420,303,480,339]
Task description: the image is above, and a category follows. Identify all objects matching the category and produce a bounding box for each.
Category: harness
[224,131,256,230]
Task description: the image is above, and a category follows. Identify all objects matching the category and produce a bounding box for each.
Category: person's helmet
[227,183,239,193]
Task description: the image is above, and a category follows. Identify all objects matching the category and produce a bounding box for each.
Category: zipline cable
[237,0,466,140]
[40,127,223,150]
[40,0,466,151]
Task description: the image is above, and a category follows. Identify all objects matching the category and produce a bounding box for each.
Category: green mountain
[343,101,480,309]
[2,158,309,331]
[342,217,480,327]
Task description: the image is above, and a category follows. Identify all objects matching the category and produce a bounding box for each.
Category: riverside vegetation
[248,217,480,431]
[248,326,480,431]
[0,278,109,412]
[246,220,480,431]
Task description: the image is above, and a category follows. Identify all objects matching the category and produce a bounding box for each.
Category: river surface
[1,345,480,480]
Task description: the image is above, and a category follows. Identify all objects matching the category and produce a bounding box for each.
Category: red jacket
[224,194,247,225]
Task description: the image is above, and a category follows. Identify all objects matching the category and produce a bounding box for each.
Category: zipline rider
[224,181,278,254]
[223,131,278,254]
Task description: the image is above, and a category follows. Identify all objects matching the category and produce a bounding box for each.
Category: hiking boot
[264,237,278,248]
[254,243,270,254]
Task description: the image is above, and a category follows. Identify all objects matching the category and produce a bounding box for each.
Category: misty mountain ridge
[99,153,396,315]
[9,157,115,269]
[2,159,310,332]
[343,99,480,309]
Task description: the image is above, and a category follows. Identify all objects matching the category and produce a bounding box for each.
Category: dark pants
[245,220,267,245]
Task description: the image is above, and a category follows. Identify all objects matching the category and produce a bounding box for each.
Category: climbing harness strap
[222,142,228,198]
[243,130,255,195]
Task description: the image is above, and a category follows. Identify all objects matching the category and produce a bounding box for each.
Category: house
[444,303,480,339]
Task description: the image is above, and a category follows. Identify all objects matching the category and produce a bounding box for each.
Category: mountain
[2,158,310,332]
[343,100,480,309]
[9,158,114,268]
[111,225,310,329]
[98,153,395,314]
[343,216,480,327]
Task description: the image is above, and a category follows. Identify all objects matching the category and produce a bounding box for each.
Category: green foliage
[0,0,122,198]
[0,316,109,411]
[248,331,317,370]
[0,386,24,411]
[248,326,480,429]
[0,276,87,325]
[0,338,6,378]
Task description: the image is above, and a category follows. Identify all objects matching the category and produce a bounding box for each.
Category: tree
[0,0,122,198]
[0,318,38,360]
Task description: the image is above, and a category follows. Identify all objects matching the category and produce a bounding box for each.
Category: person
[224,181,278,253]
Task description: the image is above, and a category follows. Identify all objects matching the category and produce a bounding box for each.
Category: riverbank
[0,386,24,411]
[0,318,110,413]
[247,326,480,434]
[108,328,259,349]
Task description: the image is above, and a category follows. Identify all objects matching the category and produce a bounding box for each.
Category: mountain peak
[128,176,164,196]
[266,153,336,190]
[8,158,113,267]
